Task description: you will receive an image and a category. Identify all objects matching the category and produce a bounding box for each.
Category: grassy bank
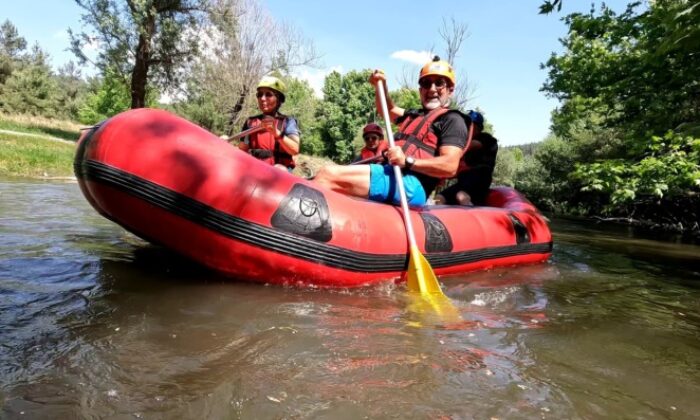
[0,131,77,178]
[0,114,81,178]
[0,113,83,141]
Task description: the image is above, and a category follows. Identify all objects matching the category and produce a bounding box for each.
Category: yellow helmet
[257,76,286,102]
[419,56,456,86]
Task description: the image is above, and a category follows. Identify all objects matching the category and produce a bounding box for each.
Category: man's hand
[385,146,407,168]
[368,69,386,87]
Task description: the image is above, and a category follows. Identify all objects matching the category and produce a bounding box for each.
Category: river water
[1,180,699,419]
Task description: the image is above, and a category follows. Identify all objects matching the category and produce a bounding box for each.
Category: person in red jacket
[238,76,300,171]
[353,123,388,164]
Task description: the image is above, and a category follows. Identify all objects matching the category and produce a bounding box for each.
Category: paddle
[350,154,385,166]
[225,125,266,142]
[375,80,454,303]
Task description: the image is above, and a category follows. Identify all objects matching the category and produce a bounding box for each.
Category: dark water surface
[1,181,699,419]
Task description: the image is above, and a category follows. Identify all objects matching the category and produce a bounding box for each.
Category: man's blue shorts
[368,164,427,207]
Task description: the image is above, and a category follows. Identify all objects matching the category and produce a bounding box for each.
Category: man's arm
[384,111,467,177]
[369,70,405,122]
[392,145,463,178]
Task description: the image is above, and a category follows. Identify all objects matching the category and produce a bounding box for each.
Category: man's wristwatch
[404,156,416,170]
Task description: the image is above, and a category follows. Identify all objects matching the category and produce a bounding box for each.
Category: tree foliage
[282,77,322,155]
[315,70,376,163]
[0,43,63,117]
[70,0,209,108]
[542,1,700,140]
[0,63,60,116]
[175,0,319,135]
[0,20,27,84]
[0,21,91,120]
[77,71,131,124]
[539,0,563,15]
[573,132,700,205]
[512,0,700,233]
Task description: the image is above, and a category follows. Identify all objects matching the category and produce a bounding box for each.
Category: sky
[2,0,632,146]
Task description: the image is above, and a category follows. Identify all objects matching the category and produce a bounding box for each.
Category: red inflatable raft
[74,109,552,287]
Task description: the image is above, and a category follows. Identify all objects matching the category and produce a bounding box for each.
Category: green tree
[282,77,322,155]
[391,87,421,111]
[77,69,158,124]
[0,20,27,58]
[0,20,27,84]
[170,84,228,133]
[493,147,521,187]
[539,0,563,14]
[534,0,700,231]
[0,45,61,116]
[316,70,376,162]
[542,1,699,141]
[55,61,89,120]
[70,0,208,109]
[573,132,700,206]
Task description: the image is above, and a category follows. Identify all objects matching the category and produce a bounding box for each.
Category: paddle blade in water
[406,291,463,325]
[406,245,444,295]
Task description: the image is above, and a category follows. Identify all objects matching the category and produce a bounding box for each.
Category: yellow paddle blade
[406,245,444,295]
[406,291,463,325]
[404,245,462,321]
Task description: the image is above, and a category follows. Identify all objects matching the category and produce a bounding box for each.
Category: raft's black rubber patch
[420,213,453,253]
[271,183,332,242]
[509,213,531,244]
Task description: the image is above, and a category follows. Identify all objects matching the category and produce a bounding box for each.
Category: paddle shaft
[349,154,384,165]
[376,80,453,300]
[376,81,419,250]
[228,125,266,142]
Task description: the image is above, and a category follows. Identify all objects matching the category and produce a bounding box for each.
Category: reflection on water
[1,181,699,418]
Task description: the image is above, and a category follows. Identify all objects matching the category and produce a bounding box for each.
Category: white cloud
[53,30,68,40]
[293,65,344,98]
[390,50,433,65]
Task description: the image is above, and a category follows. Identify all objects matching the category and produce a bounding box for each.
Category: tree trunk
[226,87,248,135]
[130,15,155,109]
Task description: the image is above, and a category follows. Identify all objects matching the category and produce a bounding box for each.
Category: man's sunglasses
[364,135,381,141]
[418,78,448,90]
[256,91,276,99]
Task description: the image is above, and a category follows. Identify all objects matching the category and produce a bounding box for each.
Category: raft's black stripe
[76,159,552,272]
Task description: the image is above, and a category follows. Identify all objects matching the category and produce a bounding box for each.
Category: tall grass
[0,132,76,178]
[0,113,84,141]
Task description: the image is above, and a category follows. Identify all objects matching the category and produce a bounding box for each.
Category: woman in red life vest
[238,76,300,171]
[353,123,389,163]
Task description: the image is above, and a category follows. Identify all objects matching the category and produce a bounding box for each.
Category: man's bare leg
[314,164,371,198]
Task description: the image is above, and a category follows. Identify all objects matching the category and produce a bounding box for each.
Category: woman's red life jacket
[359,140,389,160]
[246,114,295,168]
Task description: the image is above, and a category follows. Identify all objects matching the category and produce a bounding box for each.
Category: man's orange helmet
[419,56,456,86]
